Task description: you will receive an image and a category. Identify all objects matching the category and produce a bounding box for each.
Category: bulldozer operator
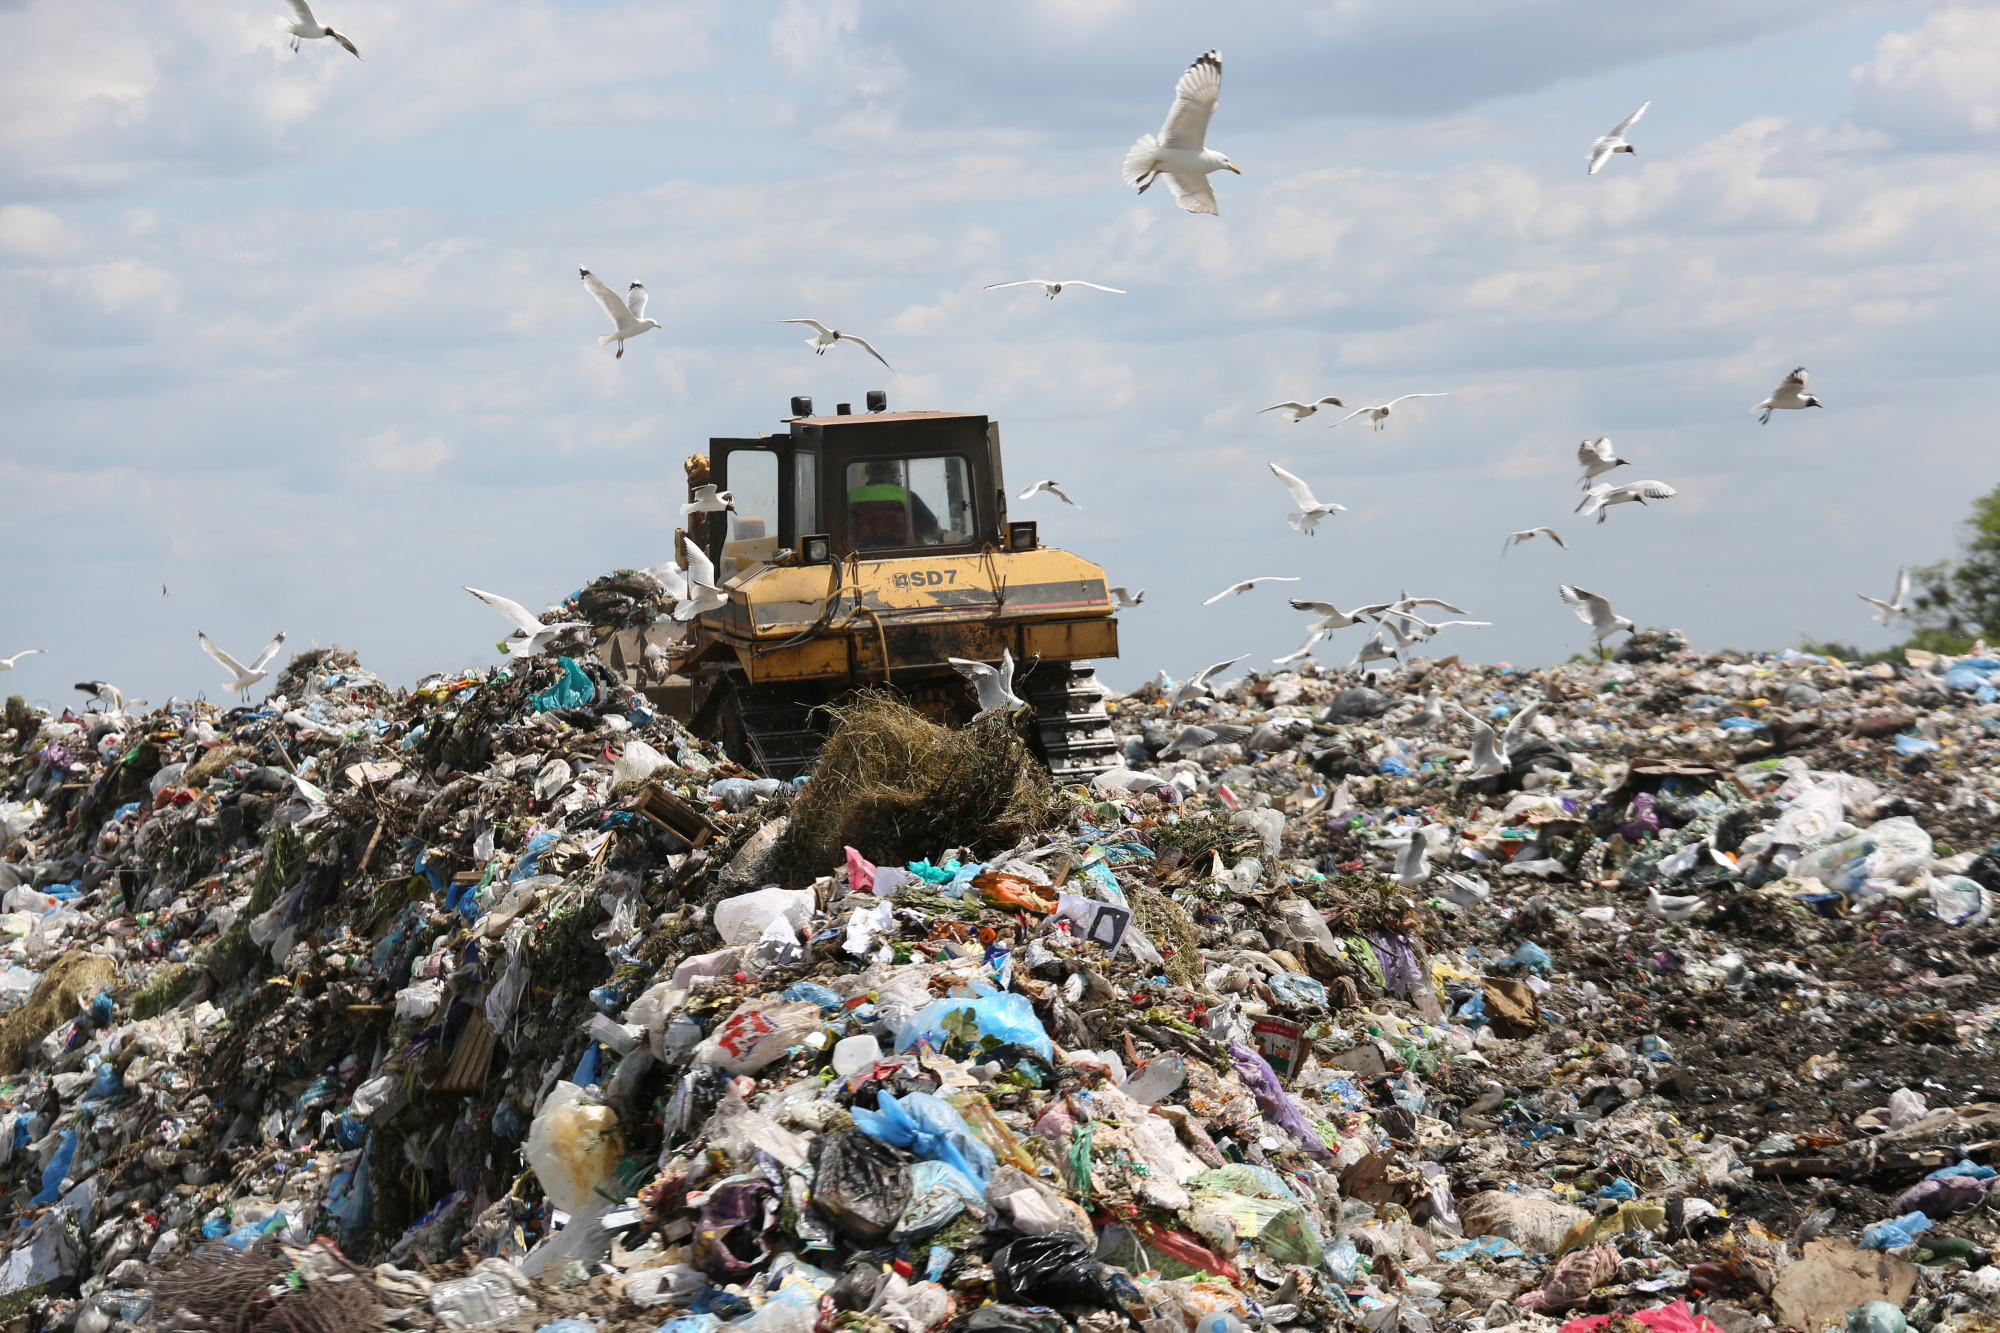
[846,458,942,549]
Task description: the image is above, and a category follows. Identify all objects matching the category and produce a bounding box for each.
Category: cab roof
[783,410,984,428]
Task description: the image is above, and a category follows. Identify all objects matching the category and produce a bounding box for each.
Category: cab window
[845,456,973,550]
[723,448,779,575]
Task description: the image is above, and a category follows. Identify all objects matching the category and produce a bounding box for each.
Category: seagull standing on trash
[1448,702,1512,777]
[1407,690,1446,730]
[1576,479,1676,524]
[579,270,660,359]
[464,588,589,657]
[1587,101,1648,174]
[197,631,288,697]
[1503,527,1569,558]
[1384,824,1445,886]
[275,0,359,56]
[1109,587,1146,608]
[778,319,893,371]
[673,544,727,622]
[74,682,125,714]
[984,279,1125,299]
[947,650,1024,715]
[1752,367,1822,423]
[1168,654,1248,707]
[1203,575,1299,605]
[1018,480,1082,509]
[0,650,44,672]
[1560,585,1635,644]
[1268,463,1346,535]
[1577,438,1632,488]
[1648,886,1708,922]
[681,485,734,518]
[1328,394,1448,432]
[1260,396,1345,422]
[1858,568,1911,622]
[1123,50,1241,215]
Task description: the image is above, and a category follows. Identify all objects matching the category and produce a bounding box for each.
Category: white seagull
[1752,367,1822,423]
[275,0,359,56]
[1274,628,1326,665]
[681,485,734,518]
[74,682,126,714]
[1259,396,1345,422]
[1168,654,1249,707]
[463,588,589,657]
[673,543,727,622]
[1383,825,1445,887]
[1203,575,1300,605]
[640,559,688,602]
[197,631,288,697]
[1648,886,1708,923]
[1108,586,1146,608]
[1447,702,1511,778]
[1351,619,1417,668]
[779,319,893,371]
[1328,394,1449,432]
[1290,598,1394,630]
[1122,50,1241,216]
[1560,585,1635,644]
[1577,437,1632,488]
[0,650,45,672]
[1018,480,1082,509]
[1858,568,1911,623]
[580,270,660,359]
[1387,610,1492,643]
[1268,463,1346,535]
[1576,479,1676,524]
[1502,527,1569,558]
[947,649,1024,715]
[1434,871,1491,910]
[1387,594,1470,617]
[1407,690,1446,730]
[984,279,1125,300]
[1587,101,1648,175]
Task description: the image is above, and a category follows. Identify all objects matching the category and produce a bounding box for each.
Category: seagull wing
[1587,137,1616,175]
[580,269,635,330]
[1048,484,1080,508]
[1502,700,1542,750]
[1062,282,1126,294]
[1611,101,1650,136]
[685,541,718,592]
[197,632,250,678]
[1771,367,1809,404]
[779,317,833,335]
[1163,172,1219,215]
[1559,584,1614,629]
[1579,437,1616,465]
[1289,599,1340,617]
[1260,402,1310,415]
[947,656,997,684]
[641,560,687,600]
[1893,567,1910,605]
[248,632,288,672]
[1159,50,1222,150]
[1538,527,1570,549]
[1274,629,1325,664]
[1017,481,1048,500]
[1627,480,1678,500]
[836,331,894,370]
[465,587,545,636]
[1857,593,1897,615]
[1191,653,1249,687]
[625,283,649,322]
[1200,583,1244,605]
[1400,597,1468,614]
[1325,406,1372,428]
[285,0,317,23]
[1268,462,1318,510]
[328,29,360,57]
[1384,393,1449,408]
[983,280,1048,291]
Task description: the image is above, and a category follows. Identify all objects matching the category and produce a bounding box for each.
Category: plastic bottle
[831,1034,881,1076]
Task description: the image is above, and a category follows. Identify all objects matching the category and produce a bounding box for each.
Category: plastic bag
[1226,1042,1333,1159]
[522,1083,623,1216]
[713,888,815,946]
[893,1160,986,1241]
[694,1000,821,1074]
[809,1130,911,1244]
[991,1233,1122,1311]
[1270,898,1337,953]
[1931,875,1994,926]
[985,1164,1094,1242]
[896,994,1053,1060]
[1848,1302,1908,1333]
[430,1259,535,1329]
[851,1092,997,1188]
[611,741,670,788]
[530,658,596,713]
[1859,1210,1932,1250]
[1893,1175,1990,1216]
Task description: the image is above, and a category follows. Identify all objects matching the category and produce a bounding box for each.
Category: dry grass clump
[0,951,117,1075]
[772,692,1066,883]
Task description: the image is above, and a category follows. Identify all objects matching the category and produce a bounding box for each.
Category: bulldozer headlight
[1008,521,1038,552]
[801,534,833,564]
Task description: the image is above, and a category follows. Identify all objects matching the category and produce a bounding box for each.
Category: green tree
[1905,480,2000,654]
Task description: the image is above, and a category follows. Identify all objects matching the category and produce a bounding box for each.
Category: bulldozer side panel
[733,637,849,683]
[1023,618,1119,662]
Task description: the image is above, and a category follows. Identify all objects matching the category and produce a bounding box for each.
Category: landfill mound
[1,633,1999,1333]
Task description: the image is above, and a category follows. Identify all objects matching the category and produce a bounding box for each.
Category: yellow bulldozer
[660,391,1121,781]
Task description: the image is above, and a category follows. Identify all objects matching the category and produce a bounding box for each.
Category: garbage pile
[0,632,1998,1333]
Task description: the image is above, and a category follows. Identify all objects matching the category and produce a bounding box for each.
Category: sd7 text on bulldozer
[661,391,1119,783]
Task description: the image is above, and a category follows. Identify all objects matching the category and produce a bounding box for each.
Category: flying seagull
[1122,50,1241,216]
[1018,480,1081,509]
[1407,689,1446,730]
[1168,654,1248,707]
[673,543,727,621]
[1386,610,1492,643]
[1291,598,1394,630]
[1387,594,1470,617]
[1108,587,1146,608]
[1161,722,1250,758]
[198,631,288,697]
[1259,396,1345,422]
[1434,871,1491,909]
[0,650,45,672]
[1203,575,1300,605]
[1328,394,1449,431]
[275,0,359,56]
[1858,568,1911,623]
[1577,437,1631,488]
[947,649,1024,715]
[1576,479,1676,524]
[1447,702,1511,778]
[779,319,892,371]
[463,588,589,657]
[75,682,125,714]
[1587,101,1648,175]
[580,270,660,359]
[1560,585,1635,644]
[984,279,1125,299]
[1351,619,1417,668]
[1268,463,1346,535]
[1752,367,1822,423]
[681,485,734,518]
[1502,527,1569,558]
[1274,628,1326,665]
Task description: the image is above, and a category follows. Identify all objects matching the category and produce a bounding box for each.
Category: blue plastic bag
[510,830,562,882]
[530,657,596,713]
[1506,941,1553,976]
[783,981,843,1012]
[29,1130,75,1206]
[849,1091,996,1188]
[1860,1210,1932,1250]
[895,993,1052,1059]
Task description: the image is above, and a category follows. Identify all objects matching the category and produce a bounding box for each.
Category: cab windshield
[845,456,973,550]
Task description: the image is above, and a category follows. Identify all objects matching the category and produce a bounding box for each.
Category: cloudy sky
[3,0,1995,706]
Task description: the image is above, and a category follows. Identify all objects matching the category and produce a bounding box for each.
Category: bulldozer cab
[704,399,1008,576]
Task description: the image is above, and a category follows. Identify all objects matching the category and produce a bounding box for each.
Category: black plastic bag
[830,1260,889,1312]
[809,1130,911,1244]
[943,1306,1068,1333]
[991,1233,1120,1311]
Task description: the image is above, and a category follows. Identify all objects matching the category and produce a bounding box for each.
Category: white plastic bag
[610,741,670,788]
[522,1082,623,1215]
[694,1000,822,1074]
[713,887,815,946]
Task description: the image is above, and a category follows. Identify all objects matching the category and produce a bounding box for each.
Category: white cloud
[1854,6,2000,145]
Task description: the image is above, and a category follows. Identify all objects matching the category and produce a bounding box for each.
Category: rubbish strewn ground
[3,624,2000,1333]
